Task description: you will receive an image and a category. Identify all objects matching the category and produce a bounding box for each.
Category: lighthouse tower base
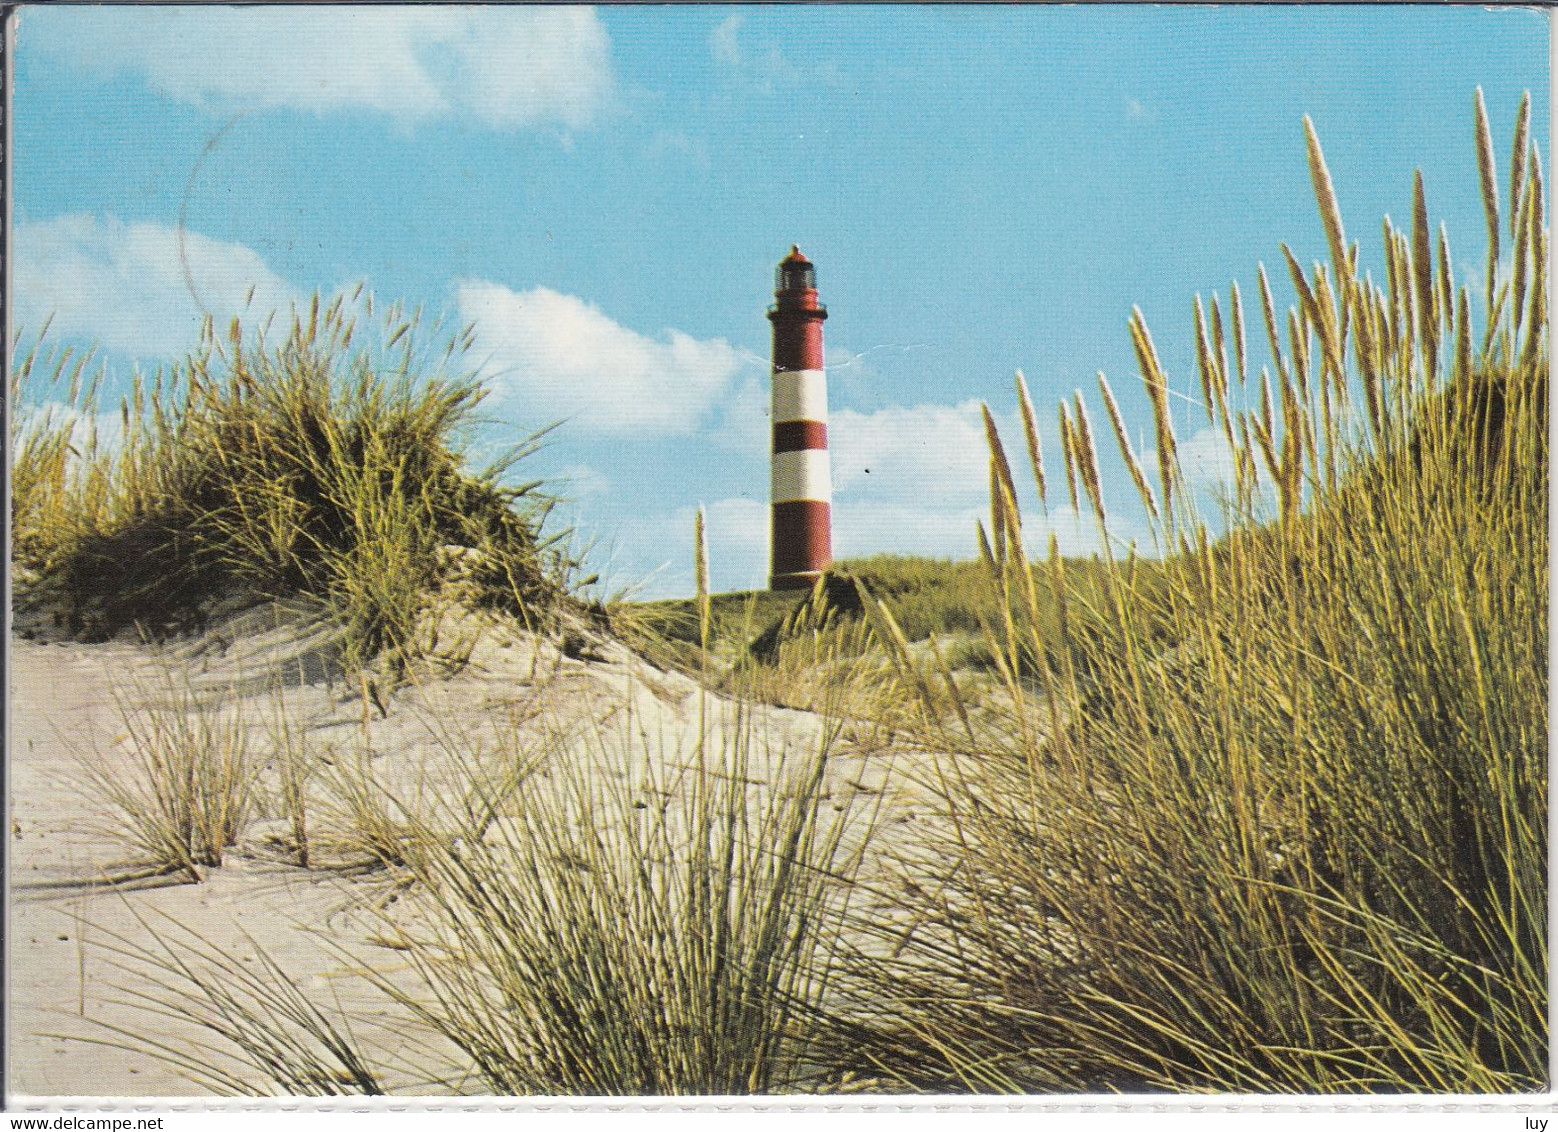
[770,500,831,590]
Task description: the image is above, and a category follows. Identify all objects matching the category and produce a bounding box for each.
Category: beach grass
[831,90,1547,1094]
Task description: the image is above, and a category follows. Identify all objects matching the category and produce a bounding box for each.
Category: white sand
[8,604,929,1101]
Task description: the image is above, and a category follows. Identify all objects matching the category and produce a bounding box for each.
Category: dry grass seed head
[1474,87,1502,304]
[1194,296,1217,424]
[1230,280,1249,386]
[1412,171,1437,367]
[1069,391,1107,525]
[1509,92,1531,242]
[1014,370,1047,510]
[1304,114,1350,279]
[1127,308,1179,515]
[1098,372,1159,523]
[1058,401,1082,515]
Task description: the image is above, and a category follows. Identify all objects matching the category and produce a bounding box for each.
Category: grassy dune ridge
[11,291,582,672]
[8,93,1546,1094]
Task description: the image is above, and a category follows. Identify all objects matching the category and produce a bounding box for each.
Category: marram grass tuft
[11,291,580,673]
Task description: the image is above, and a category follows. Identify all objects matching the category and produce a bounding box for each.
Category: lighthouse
[768,246,833,590]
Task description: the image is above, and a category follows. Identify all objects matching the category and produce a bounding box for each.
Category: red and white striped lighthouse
[768,246,832,590]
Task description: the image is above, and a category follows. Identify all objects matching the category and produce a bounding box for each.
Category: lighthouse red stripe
[772,320,826,372]
[772,419,828,452]
[770,500,831,580]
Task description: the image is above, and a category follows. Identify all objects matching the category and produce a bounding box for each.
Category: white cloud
[616,398,1148,598]
[608,496,769,599]
[829,499,984,561]
[12,403,125,462]
[698,496,770,591]
[824,399,1140,563]
[647,130,705,163]
[833,500,1112,563]
[457,282,749,435]
[708,10,836,93]
[1175,426,1239,492]
[14,214,297,359]
[830,400,994,503]
[614,495,1125,601]
[709,375,771,455]
[581,394,1151,599]
[709,14,745,68]
[1138,425,1242,523]
[636,495,1116,600]
[26,6,615,129]
[552,462,613,500]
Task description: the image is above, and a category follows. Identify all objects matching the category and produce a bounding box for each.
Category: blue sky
[13,4,1549,597]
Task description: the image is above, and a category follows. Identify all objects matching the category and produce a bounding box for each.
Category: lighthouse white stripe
[772,449,832,504]
[772,369,828,423]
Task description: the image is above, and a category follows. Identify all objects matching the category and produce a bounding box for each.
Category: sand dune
[8,603,925,1100]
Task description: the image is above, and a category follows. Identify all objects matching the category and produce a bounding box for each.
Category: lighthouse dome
[776,246,816,294]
